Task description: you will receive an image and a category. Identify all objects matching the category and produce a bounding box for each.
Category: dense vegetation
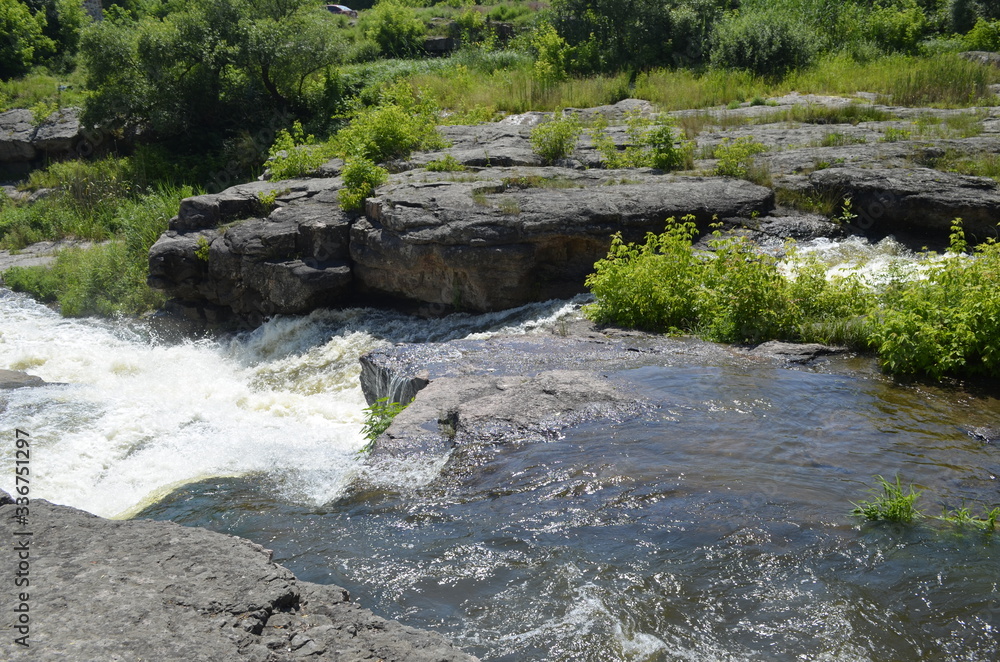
[585,218,1000,380]
[3,0,1000,379]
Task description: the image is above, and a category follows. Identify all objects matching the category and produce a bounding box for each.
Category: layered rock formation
[0,496,477,662]
[146,97,1000,325]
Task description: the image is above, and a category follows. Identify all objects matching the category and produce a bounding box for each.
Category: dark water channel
[141,358,1000,661]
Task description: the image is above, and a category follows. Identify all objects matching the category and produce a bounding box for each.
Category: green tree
[0,0,53,80]
[79,0,345,143]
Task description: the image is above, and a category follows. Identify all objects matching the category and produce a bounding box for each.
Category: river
[1,238,998,661]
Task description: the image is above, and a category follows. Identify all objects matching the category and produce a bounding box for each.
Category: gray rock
[150,191,353,320]
[351,169,773,311]
[959,51,1000,68]
[748,340,846,364]
[0,109,36,162]
[32,108,81,154]
[0,499,477,662]
[0,369,45,389]
[785,166,1000,238]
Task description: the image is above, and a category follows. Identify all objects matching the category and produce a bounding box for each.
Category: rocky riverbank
[0,492,477,662]
[145,95,1000,325]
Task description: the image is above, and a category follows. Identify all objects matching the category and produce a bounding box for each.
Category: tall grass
[2,186,189,317]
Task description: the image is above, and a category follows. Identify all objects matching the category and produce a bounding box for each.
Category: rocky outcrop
[357,317,845,457]
[0,107,83,165]
[775,166,1000,239]
[352,169,773,311]
[0,497,477,662]
[148,180,353,322]
[0,369,45,389]
[148,97,1000,325]
[149,166,777,321]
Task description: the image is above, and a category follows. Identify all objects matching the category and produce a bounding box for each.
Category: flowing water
[1,238,999,661]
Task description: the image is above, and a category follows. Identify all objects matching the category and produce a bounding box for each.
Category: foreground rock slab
[0,498,477,662]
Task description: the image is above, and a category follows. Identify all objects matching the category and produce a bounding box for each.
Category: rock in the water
[0,369,45,389]
[0,499,477,662]
[748,340,845,364]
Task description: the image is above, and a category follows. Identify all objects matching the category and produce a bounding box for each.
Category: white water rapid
[0,290,581,518]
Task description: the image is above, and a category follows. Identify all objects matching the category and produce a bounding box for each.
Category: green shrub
[590,111,691,170]
[338,156,388,211]
[964,17,1000,51]
[0,0,53,80]
[333,83,447,163]
[362,0,426,57]
[711,9,817,78]
[267,121,333,180]
[713,137,768,179]
[425,154,466,171]
[529,110,582,164]
[531,23,569,84]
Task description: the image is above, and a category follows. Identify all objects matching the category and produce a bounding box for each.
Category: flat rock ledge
[358,318,847,460]
[0,497,477,662]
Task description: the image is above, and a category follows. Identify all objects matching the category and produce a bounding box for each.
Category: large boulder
[350,169,773,311]
[777,166,1000,239]
[0,499,477,662]
[0,107,84,164]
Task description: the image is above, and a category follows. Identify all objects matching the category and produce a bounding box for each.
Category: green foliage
[711,8,817,78]
[531,22,569,84]
[338,156,388,211]
[2,185,186,316]
[851,475,924,523]
[425,154,466,171]
[713,137,768,179]
[883,53,994,106]
[333,82,446,163]
[866,222,1000,379]
[361,0,426,57]
[267,121,332,180]
[963,17,1000,51]
[590,111,692,171]
[551,0,678,71]
[79,0,345,143]
[584,215,1000,380]
[881,127,912,141]
[194,235,211,262]
[0,0,53,80]
[359,396,409,452]
[529,109,582,164]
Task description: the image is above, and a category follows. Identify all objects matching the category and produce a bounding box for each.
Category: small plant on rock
[714,137,768,179]
[339,156,388,212]
[530,110,582,164]
[359,397,410,452]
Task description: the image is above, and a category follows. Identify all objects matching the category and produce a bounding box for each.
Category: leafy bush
[362,0,426,57]
[0,0,53,80]
[964,17,1000,51]
[531,23,569,84]
[529,110,582,164]
[585,215,1000,380]
[338,156,388,211]
[711,8,817,78]
[333,83,446,163]
[713,137,768,179]
[590,111,691,170]
[267,121,333,180]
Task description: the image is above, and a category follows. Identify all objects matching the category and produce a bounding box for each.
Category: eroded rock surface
[0,497,477,662]
[147,97,1000,324]
[0,107,83,165]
